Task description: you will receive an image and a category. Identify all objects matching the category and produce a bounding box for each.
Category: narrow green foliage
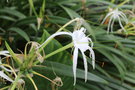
[5,41,22,65]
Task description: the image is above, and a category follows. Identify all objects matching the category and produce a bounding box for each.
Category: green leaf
[0,9,26,19]
[45,61,108,84]
[5,41,22,65]
[0,15,16,21]
[8,27,30,41]
[59,5,81,19]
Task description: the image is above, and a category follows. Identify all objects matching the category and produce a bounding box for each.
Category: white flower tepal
[0,51,11,57]
[0,50,12,72]
[0,71,14,82]
[38,27,95,85]
[102,8,128,33]
[0,50,13,82]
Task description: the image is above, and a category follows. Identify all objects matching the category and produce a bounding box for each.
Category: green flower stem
[117,0,129,8]
[39,0,46,18]
[38,18,80,52]
[111,0,115,3]
[127,27,135,31]
[11,72,22,90]
[57,18,80,32]
[32,71,60,86]
[26,74,38,90]
[33,43,73,65]
[0,86,10,90]
[28,0,38,17]
[45,43,73,59]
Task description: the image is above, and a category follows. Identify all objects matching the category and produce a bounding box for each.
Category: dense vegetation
[0,0,135,90]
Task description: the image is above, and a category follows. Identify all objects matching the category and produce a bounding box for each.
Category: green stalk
[28,0,38,17]
[39,0,46,18]
[111,0,115,3]
[0,86,10,90]
[32,71,60,86]
[11,72,22,90]
[45,43,73,59]
[117,0,129,8]
[26,74,38,90]
[34,43,73,65]
[57,18,80,32]
[127,27,135,31]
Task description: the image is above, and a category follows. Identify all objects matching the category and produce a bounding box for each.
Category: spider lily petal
[0,60,13,72]
[37,32,72,49]
[73,47,78,85]
[80,50,87,82]
[0,50,12,72]
[102,8,128,33]
[88,38,93,48]
[89,47,95,69]
[0,50,11,57]
[0,51,17,83]
[102,12,114,25]
[107,16,114,33]
[0,50,16,82]
[0,71,14,82]
[0,51,9,54]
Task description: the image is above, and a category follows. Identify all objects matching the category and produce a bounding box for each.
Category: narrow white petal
[0,51,10,57]
[37,32,72,49]
[0,66,12,72]
[119,12,128,23]
[0,51,9,54]
[80,50,88,82]
[0,59,12,72]
[101,12,113,24]
[111,18,115,33]
[119,14,128,24]
[107,16,113,33]
[79,27,86,32]
[0,59,18,73]
[0,71,13,82]
[73,47,78,85]
[118,17,126,32]
[88,38,93,48]
[0,54,11,57]
[89,47,95,69]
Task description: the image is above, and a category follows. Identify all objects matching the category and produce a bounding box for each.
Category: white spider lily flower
[102,8,128,33]
[38,27,95,85]
[72,27,95,85]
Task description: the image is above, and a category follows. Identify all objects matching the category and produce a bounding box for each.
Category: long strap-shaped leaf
[5,41,22,65]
